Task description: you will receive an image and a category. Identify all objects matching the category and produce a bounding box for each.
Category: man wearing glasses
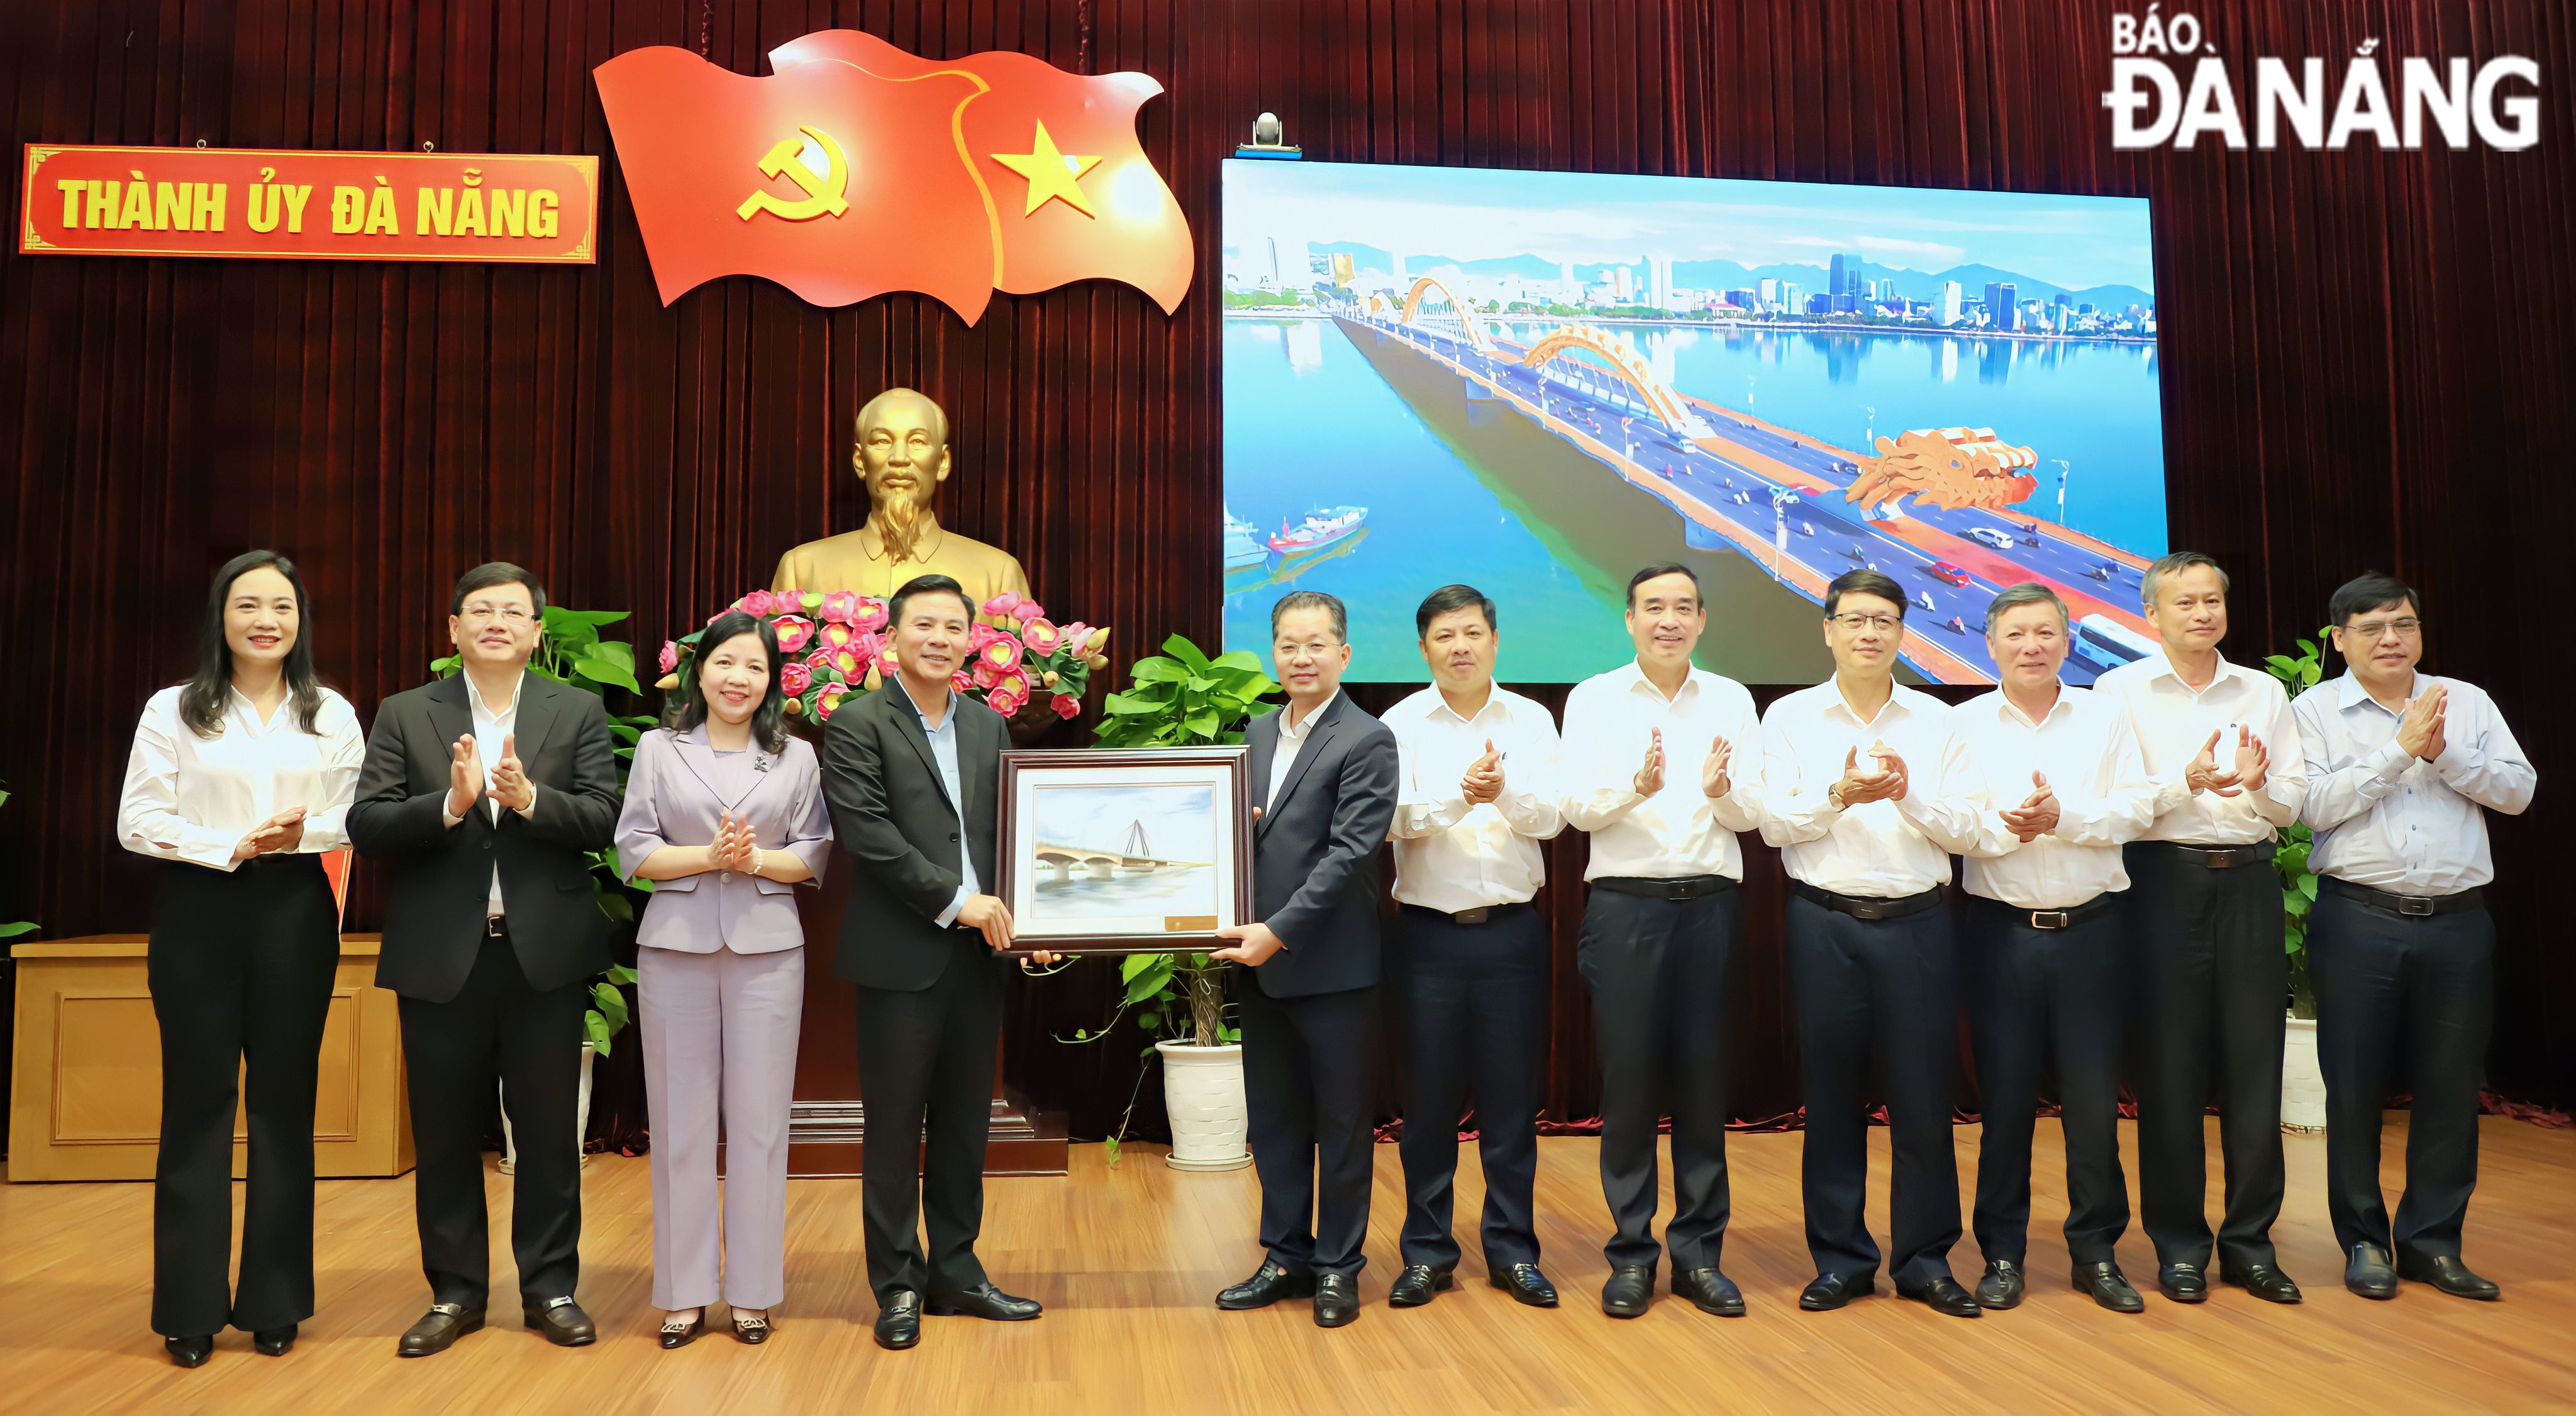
[2292,573,2533,1301]
[2095,552,2310,1306]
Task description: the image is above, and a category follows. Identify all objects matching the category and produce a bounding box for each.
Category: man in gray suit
[821,573,1045,1351]
[1212,590,1401,1328]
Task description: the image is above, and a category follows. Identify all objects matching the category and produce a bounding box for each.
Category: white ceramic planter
[2280,1015,2326,1133]
[500,1041,597,1175]
[1158,1041,1251,1171]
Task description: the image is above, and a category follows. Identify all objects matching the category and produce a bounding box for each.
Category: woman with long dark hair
[613,610,830,1347]
[115,550,364,1366]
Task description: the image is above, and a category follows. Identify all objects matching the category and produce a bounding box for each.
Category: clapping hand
[445,736,484,818]
[1634,727,1666,797]
[708,812,756,874]
[2230,725,2271,795]
[1835,741,1909,805]
[231,807,308,861]
[1999,771,2060,842]
[2183,729,2243,798]
[1462,739,1506,805]
[1701,734,1735,799]
[487,733,535,813]
[2396,683,2448,761]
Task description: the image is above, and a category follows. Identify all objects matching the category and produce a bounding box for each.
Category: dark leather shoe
[165,1335,214,1368]
[1216,1262,1316,1310]
[1799,1271,1874,1312]
[874,1292,921,1349]
[523,1296,596,1347]
[658,1312,706,1349]
[2345,1244,2399,1300]
[1975,1259,2024,1310]
[396,1303,485,1358]
[731,1312,772,1344]
[1601,1264,1655,1318]
[1313,1273,1360,1328]
[1673,1268,1745,1317]
[253,1324,297,1356]
[1387,1264,1454,1308]
[2398,1252,2500,1300]
[1900,1275,1983,1318]
[2221,1263,2304,1304]
[925,1281,1042,1320]
[2073,1261,2146,1313]
[1489,1263,1558,1308]
[2157,1261,2209,1303]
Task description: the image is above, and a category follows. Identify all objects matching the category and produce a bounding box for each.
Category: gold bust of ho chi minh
[770,387,1031,609]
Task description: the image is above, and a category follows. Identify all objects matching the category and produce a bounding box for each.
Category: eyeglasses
[1828,613,1902,633]
[2347,617,2423,641]
[460,604,535,625]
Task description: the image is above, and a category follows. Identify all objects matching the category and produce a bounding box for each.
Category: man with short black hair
[2292,573,2533,1301]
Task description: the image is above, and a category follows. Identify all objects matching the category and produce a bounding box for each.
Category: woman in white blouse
[116,551,364,1369]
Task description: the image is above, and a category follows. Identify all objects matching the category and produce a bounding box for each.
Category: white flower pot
[1158,1041,1251,1171]
[2280,1015,2326,1134]
[501,1041,597,1175]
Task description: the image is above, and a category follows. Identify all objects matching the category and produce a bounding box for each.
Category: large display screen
[1219,158,2165,685]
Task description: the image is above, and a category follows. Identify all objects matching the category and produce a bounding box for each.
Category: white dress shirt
[1268,690,1341,806]
[1904,685,2158,909]
[2094,653,2307,843]
[118,684,364,871]
[441,671,540,916]
[1559,661,1760,882]
[1387,684,1562,911]
[2292,672,2536,895]
[903,687,981,927]
[1757,678,1955,898]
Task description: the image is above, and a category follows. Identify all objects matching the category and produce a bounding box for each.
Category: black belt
[1591,875,1736,901]
[1400,900,1530,926]
[484,915,510,938]
[2323,877,2485,919]
[1790,880,1945,921]
[1977,892,2120,932]
[2162,840,2275,869]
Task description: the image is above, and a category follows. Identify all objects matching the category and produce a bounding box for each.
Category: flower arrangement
[656,586,1111,723]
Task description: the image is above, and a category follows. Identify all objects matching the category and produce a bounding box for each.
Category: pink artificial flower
[971,660,1004,690]
[1019,617,1062,654]
[979,635,1024,673]
[770,614,816,655]
[819,621,855,651]
[819,590,863,626]
[950,669,975,695]
[877,642,902,677]
[997,670,1030,697]
[987,683,1026,718]
[968,623,1001,653]
[778,663,812,697]
[737,589,777,617]
[982,590,1022,617]
[804,647,835,674]
[850,631,884,667]
[1052,692,1081,719]
[774,587,800,611]
[657,640,679,675]
[814,682,849,719]
[1011,600,1043,622]
[852,597,889,632]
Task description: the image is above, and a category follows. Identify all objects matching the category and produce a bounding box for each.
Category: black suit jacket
[348,672,621,1003]
[1242,693,1400,999]
[821,681,1008,992]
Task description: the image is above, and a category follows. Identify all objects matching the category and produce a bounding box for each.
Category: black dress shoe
[2157,1262,2209,1303]
[1975,1259,2024,1310]
[659,1312,706,1349]
[925,1282,1043,1320]
[1489,1263,1558,1308]
[1798,1271,1874,1312]
[2073,1261,2146,1314]
[2397,1252,2500,1300]
[253,1324,297,1356]
[165,1335,214,1368]
[1601,1264,1655,1318]
[523,1296,597,1347]
[2345,1244,2399,1300]
[1672,1268,1745,1317]
[731,1312,772,1344]
[397,1303,486,1358]
[1899,1276,1983,1318]
[1216,1262,1316,1310]
[1313,1273,1360,1328]
[875,1292,921,1350]
[1388,1264,1455,1308]
[2220,1263,2304,1304]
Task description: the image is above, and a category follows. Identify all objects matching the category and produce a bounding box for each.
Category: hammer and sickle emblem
[735,126,852,222]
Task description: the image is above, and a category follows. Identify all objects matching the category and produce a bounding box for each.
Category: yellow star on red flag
[989,119,1102,218]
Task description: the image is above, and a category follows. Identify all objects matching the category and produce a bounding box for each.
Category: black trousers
[1240,980,1380,1280]
[2125,842,2285,1269]
[1785,893,1962,1288]
[398,931,587,1308]
[1393,903,1548,1271]
[2308,887,2494,1259]
[145,856,340,1337]
[1576,886,1738,1273]
[856,951,1003,1303]
[1966,897,2130,1266]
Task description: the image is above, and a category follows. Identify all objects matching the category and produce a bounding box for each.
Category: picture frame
[996,747,1255,954]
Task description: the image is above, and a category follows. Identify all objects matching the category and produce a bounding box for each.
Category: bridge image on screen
[1219,159,2167,685]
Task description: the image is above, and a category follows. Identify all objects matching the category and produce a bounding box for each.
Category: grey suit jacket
[820,681,1008,992]
[614,725,831,954]
[1242,692,1400,998]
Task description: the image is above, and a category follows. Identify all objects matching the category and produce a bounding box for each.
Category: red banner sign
[18,145,598,263]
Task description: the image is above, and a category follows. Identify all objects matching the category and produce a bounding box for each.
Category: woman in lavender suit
[615,611,832,1348]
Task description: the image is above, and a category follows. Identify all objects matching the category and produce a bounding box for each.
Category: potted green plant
[2262,630,2328,1132]
[1063,634,1277,1167]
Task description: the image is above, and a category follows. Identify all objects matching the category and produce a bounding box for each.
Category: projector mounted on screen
[1218,159,2166,687]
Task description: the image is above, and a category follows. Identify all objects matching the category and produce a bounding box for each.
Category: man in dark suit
[1212,590,1400,1329]
[348,563,621,1358]
[822,573,1048,1351]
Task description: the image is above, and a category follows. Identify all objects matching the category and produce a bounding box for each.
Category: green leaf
[1161,634,1213,671]
[606,965,638,985]
[2298,873,2318,900]
[1208,650,1265,673]
[596,889,633,922]
[571,656,643,693]
[0,921,36,938]
[1130,656,1189,683]
[430,653,462,677]
[584,1010,614,1051]
[1102,1134,1121,1164]
[1137,1010,1162,1031]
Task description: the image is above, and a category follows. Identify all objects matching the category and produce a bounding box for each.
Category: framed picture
[996,747,1255,954]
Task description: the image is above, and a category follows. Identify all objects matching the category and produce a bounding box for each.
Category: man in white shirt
[1906,584,2158,1313]
[2293,572,2535,1302]
[1757,568,1977,1319]
[1558,564,1760,1320]
[2095,552,2309,1305]
[1383,585,1564,1312]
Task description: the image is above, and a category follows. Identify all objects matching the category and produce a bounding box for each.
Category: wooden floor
[3,1117,2572,1414]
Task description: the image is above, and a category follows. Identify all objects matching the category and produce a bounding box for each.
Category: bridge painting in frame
[996,748,1254,954]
